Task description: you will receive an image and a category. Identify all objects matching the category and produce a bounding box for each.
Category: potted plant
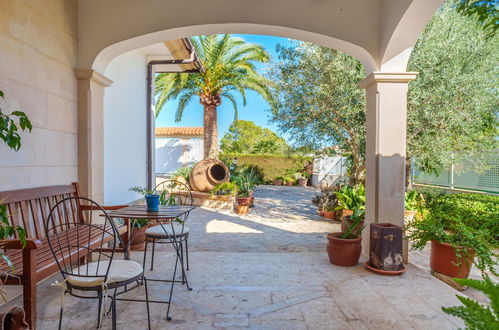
[211,182,238,196]
[130,186,160,211]
[335,184,365,231]
[284,177,295,186]
[404,189,421,221]
[273,176,284,186]
[232,172,257,215]
[0,90,31,328]
[327,208,365,266]
[406,197,497,279]
[323,204,337,220]
[312,194,325,216]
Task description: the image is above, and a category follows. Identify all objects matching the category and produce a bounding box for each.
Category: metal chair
[144,180,194,272]
[45,196,151,330]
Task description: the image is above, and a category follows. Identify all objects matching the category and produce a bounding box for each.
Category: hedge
[219,153,313,182]
[421,191,499,245]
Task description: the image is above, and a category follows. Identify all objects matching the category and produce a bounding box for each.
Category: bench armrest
[0,239,42,249]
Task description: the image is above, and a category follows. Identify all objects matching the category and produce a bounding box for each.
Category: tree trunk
[203,103,219,159]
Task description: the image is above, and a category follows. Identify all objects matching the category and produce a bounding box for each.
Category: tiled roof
[155,127,204,137]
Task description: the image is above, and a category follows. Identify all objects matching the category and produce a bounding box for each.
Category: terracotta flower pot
[286,181,294,186]
[237,196,251,206]
[273,179,283,186]
[342,209,353,217]
[323,211,336,220]
[326,233,362,266]
[298,178,307,187]
[0,306,29,330]
[122,226,148,251]
[341,216,364,234]
[236,205,249,214]
[430,240,475,278]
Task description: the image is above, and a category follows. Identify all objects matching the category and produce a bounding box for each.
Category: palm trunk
[203,104,219,159]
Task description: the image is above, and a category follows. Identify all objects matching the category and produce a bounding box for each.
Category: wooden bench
[0,183,129,329]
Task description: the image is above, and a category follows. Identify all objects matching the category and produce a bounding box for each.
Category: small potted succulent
[327,207,365,266]
[273,176,284,186]
[284,177,296,186]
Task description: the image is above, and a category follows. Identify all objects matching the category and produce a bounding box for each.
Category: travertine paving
[15,186,466,329]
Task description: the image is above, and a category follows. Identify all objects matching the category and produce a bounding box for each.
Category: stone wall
[0,0,78,190]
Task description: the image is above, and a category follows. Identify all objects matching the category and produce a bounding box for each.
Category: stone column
[359,72,418,261]
[75,70,112,203]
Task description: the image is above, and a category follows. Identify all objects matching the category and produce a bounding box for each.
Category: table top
[105,205,195,219]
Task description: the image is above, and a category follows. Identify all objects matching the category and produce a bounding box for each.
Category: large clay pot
[430,240,475,278]
[327,233,362,266]
[0,306,29,330]
[189,159,230,192]
[122,226,148,251]
[273,179,283,186]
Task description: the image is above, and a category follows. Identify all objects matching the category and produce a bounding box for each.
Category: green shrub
[442,275,499,330]
[420,192,499,243]
[220,153,312,182]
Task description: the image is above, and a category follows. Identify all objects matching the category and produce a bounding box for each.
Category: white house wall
[103,49,147,204]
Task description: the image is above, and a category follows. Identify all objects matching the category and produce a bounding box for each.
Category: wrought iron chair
[144,180,194,272]
[45,196,151,330]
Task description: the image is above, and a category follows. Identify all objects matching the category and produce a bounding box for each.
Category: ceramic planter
[286,181,294,186]
[298,178,307,187]
[430,240,475,278]
[369,223,404,272]
[145,194,160,211]
[273,179,283,186]
[0,306,28,330]
[326,233,362,266]
[323,211,336,220]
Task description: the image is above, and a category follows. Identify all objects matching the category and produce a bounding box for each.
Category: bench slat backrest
[0,183,80,240]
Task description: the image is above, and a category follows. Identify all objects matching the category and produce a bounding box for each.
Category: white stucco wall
[103,49,147,204]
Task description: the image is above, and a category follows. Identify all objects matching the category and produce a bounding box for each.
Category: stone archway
[75,0,444,259]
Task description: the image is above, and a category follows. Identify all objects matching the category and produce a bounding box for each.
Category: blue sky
[155,34,295,142]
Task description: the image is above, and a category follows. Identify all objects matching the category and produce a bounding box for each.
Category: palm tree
[155,34,273,159]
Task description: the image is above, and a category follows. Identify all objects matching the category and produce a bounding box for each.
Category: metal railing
[412,151,499,194]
